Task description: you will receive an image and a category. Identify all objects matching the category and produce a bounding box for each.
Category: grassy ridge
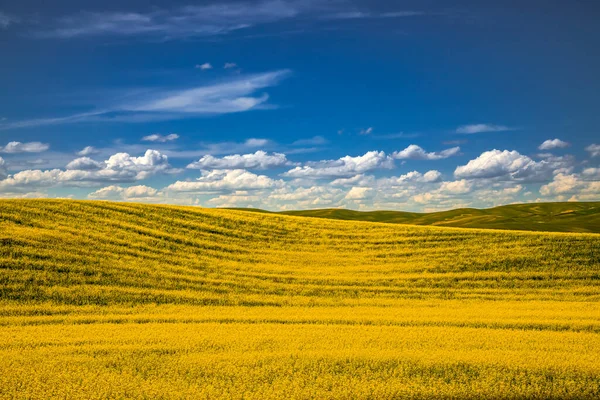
[1,199,600,398]
[236,202,600,233]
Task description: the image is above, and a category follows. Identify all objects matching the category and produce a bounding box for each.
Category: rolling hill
[235,202,600,233]
[1,199,599,399]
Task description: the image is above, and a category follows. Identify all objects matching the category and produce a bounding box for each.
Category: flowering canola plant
[0,200,599,399]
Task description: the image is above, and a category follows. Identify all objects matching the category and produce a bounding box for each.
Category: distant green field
[234,202,600,233]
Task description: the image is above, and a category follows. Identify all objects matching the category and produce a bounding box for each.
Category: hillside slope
[2,199,599,305]
[1,200,600,399]
[268,202,600,233]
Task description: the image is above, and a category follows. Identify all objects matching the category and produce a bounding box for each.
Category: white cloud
[34,3,424,40]
[187,151,289,170]
[359,127,373,135]
[378,170,443,186]
[224,62,237,69]
[438,179,472,194]
[345,186,373,200]
[142,133,179,142]
[196,63,212,70]
[540,173,600,200]
[586,144,600,157]
[454,149,571,182]
[582,168,600,179]
[206,191,263,208]
[412,179,475,205]
[393,145,460,160]
[456,124,512,134]
[401,170,442,183]
[167,169,283,193]
[0,149,176,192]
[0,141,49,153]
[327,10,423,20]
[0,12,15,29]
[35,1,305,39]
[330,174,375,187]
[66,157,104,170]
[0,157,6,179]
[77,146,99,156]
[283,151,394,178]
[292,136,327,146]
[269,186,344,209]
[538,139,569,150]
[244,138,270,147]
[0,70,291,129]
[125,70,290,114]
[89,185,159,200]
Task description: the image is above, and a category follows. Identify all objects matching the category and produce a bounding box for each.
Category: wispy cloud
[142,133,179,143]
[292,136,328,146]
[0,70,291,130]
[371,132,421,140]
[0,141,50,153]
[0,11,16,29]
[327,10,424,20]
[29,2,426,40]
[196,63,213,70]
[33,1,306,40]
[586,144,600,158]
[456,124,513,134]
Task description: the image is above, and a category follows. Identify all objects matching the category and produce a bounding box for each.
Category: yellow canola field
[1,200,599,399]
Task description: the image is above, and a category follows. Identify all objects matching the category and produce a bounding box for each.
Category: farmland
[1,199,600,399]
[239,201,600,233]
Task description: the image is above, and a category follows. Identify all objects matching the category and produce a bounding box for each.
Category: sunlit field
[1,199,599,399]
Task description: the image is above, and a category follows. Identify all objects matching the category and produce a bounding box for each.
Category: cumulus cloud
[142,133,179,142]
[454,149,571,182]
[196,63,212,70]
[77,146,99,156]
[0,141,49,153]
[66,157,104,171]
[540,173,600,201]
[345,186,373,200]
[187,151,289,170]
[167,169,283,193]
[269,185,345,209]
[438,179,472,194]
[89,185,159,200]
[283,151,394,178]
[377,170,443,186]
[393,145,460,160]
[538,139,569,150]
[456,124,512,134]
[586,144,600,157]
[401,170,442,183]
[0,150,176,192]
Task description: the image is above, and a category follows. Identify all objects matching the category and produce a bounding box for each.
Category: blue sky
[0,0,598,211]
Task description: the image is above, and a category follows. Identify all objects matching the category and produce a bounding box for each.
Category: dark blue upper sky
[0,0,598,210]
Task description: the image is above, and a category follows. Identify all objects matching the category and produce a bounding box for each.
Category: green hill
[234,202,600,233]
